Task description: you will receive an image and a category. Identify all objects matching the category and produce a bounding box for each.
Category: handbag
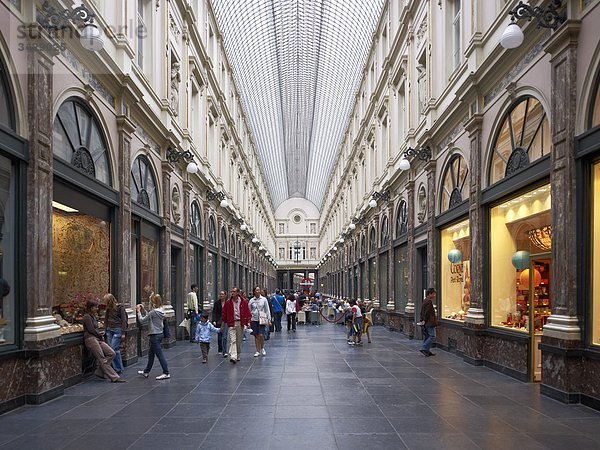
[185,309,197,320]
[259,311,269,326]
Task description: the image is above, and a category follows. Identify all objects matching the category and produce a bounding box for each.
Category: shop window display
[140,236,158,304]
[52,204,111,334]
[490,184,552,332]
[592,162,600,345]
[440,218,470,321]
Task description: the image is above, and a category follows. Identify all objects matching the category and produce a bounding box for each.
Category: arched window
[230,234,235,256]
[131,155,158,212]
[490,96,550,185]
[0,61,15,131]
[396,199,408,238]
[190,201,201,236]
[53,98,112,185]
[441,154,469,213]
[208,216,216,246]
[360,235,366,257]
[238,240,242,259]
[380,216,389,247]
[369,226,376,253]
[354,241,359,261]
[220,226,228,251]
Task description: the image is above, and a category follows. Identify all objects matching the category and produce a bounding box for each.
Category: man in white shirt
[185,284,199,342]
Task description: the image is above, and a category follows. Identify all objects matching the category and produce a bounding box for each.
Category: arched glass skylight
[211,0,384,208]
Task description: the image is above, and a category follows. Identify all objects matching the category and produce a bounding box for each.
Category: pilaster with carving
[426,160,437,293]
[160,161,175,346]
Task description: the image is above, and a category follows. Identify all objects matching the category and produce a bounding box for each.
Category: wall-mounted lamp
[38,1,104,51]
[369,191,390,208]
[400,147,432,171]
[500,0,565,49]
[349,216,366,230]
[252,237,259,244]
[167,147,198,174]
[207,191,228,208]
[232,218,246,231]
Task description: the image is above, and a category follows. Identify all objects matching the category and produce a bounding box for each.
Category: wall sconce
[232,218,246,231]
[369,191,390,208]
[349,216,366,230]
[400,147,432,171]
[166,147,198,174]
[500,0,565,49]
[207,190,228,208]
[252,237,259,244]
[38,1,104,51]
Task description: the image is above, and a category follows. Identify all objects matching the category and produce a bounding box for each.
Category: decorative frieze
[59,48,115,106]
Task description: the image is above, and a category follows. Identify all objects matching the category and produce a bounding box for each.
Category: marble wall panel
[0,357,27,402]
[122,326,138,365]
[482,334,528,375]
[437,324,465,354]
[581,357,600,399]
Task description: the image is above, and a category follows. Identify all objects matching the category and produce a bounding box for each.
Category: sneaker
[230,359,237,364]
[137,370,149,378]
[254,352,260,357]
[420,350,430,357]
[111,378,126,383]
[223,353,228,358]
[356,341,363,346]
[202,359,207,363]
[243,336,246,341]
[156,373,171,380]
[348,341,355,346]
[261,348,266,356]
[427,351,435,356]
[217,351,222,355]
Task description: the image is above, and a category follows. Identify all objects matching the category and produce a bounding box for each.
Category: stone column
[115,114,136,365]
[24,34,60,345]
[372,216,379,308]
[540,21,582,401]
[405,180,415,338]
[426,160,437,292]
[387,202,395,311]
[160,161,175,346]
[465,114,485,326]
[462,114,486,365]
[182,180,192,312]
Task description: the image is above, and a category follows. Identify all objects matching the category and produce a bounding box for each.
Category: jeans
[145,333,169,375]
[105,327,124,373]
[273,311,283,331]
[218,324,228,354]
[421,326,436,352]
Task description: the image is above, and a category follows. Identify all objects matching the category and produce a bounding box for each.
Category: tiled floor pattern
[2,321,600,449]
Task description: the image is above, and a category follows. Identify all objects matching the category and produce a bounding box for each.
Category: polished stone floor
[2,321,600,450]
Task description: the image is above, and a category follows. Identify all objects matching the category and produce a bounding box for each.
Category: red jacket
[221,297,251,328]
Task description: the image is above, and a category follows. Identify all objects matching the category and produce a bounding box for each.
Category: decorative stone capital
[23,315,61,341]
[404,301,415,315]
[543,315,581,340]
[465,307,485,326]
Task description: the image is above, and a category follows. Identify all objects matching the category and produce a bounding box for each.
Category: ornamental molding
[416,15,427,47]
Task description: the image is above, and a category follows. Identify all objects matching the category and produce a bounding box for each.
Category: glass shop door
[526,253,552,382]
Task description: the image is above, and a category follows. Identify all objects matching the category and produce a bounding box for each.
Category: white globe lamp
[240,223,247,231]
[399,158,410,171]
[500,22,524,49]
[80,23,104,51]
[349,222,356,230]
[369,199,377,208]
[220,199,228,208]
[186,162,198,174]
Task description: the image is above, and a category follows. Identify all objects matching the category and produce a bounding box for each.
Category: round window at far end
[293,214,302,224]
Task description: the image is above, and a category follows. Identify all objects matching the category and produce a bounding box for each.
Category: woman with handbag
[212,290,228,357]
[248,286,271,357]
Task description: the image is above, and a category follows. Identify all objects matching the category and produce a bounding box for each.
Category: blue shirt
[271,295,285,313]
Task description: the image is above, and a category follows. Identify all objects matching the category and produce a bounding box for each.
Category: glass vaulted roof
[211,0,384,209]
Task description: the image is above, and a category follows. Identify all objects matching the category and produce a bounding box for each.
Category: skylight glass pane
[211,0,384,208]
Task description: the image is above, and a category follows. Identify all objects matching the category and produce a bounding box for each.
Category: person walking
[102,293,127,374]
[420,288,438,357]
[271,289,285,332]
[185,284,200,342]
[285,294,297,332]
[221,287,251,364]
[212,290,228,358]
[136,293,171,379]
[83,299,125,383]
[195,314,220,363]
[249,287,271,356]
[349,299,363,346]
